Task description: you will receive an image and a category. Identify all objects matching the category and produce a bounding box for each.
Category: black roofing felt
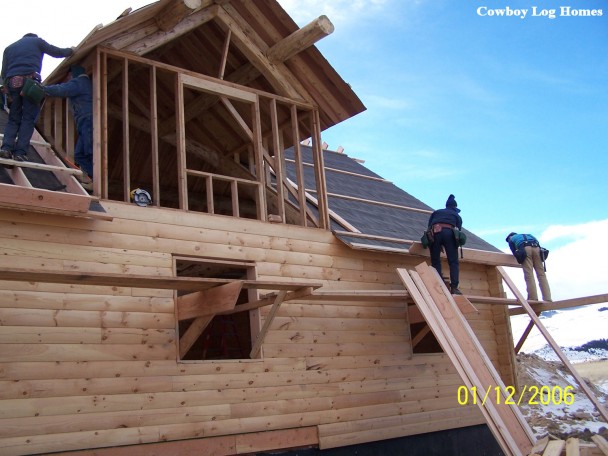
[284,146,500,253]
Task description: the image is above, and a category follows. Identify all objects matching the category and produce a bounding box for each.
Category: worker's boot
[450,286,462,295]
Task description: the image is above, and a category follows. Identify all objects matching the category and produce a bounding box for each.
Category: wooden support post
[206,175,214,214]
[100,50,108,198]
[65,98,75,159]
[311,109,329,229]
[176,74,188,210]
[498,267,608,422]
[121,57,130,202]
[252,96,267,221]
[270,99,286,223]
[250,290,287,359]
[290,105,307,225]
[218,29,231,79]
[514,316,538,354]
[231,179,239,217]
[150,65,160,206]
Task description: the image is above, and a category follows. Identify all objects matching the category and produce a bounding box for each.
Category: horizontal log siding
[0,202,505,455]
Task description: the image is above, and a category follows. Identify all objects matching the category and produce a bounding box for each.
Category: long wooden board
[397,264,535,456]
[0,268,321,292]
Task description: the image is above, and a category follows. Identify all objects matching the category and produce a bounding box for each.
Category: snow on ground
[510,303,608,354]
[517,353,608,442]
[508,303,608,442]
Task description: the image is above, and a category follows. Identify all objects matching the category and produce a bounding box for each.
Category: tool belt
[7,72,41,90]
[521,241,539,248]
[432,222,454,233]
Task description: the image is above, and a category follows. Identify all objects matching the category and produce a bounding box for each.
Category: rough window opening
[176,258,257,361]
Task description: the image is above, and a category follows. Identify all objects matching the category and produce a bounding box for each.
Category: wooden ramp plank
[498,267,608,423]
[414,264,535,436]
[398,268,516,455]
[397,264,535,456]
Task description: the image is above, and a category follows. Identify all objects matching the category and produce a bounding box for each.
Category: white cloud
[278,0,391,26]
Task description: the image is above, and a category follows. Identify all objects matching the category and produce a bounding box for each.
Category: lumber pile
[527,434,608,456]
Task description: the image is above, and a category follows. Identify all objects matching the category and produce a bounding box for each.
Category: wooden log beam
[177,281,243,320]
[156,0,204,32]
[267,15,334,63]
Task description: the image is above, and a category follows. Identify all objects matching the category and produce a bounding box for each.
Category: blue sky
[2,0,607,301]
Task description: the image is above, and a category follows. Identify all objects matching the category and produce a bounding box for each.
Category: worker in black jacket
[1,33,73,162]
[427,194,463,295]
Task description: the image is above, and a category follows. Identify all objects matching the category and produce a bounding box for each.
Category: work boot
[0,149,14,168]
[450,286,462,295]
[14,154,29,162]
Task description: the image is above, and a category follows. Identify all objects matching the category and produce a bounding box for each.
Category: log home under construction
[1,1,607,455]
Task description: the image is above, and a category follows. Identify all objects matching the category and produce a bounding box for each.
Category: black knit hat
[446,194,457,208]
[506,232,517,242]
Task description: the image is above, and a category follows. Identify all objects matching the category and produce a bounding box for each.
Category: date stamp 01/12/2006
[457,385,575,406]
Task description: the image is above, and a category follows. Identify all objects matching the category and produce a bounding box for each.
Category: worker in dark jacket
[43,65,93,184]
[506,232,552,301]
[0,33,73,161]
[427,194,463,294]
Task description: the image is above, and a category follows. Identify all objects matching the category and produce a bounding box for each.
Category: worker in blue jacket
[506,232,552,301]
[43,65,93,185]
[427,194,463,295]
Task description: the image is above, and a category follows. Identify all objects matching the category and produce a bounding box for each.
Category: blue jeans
[1,85,41,157]
[75,118,93,178]
[430,227,460,288]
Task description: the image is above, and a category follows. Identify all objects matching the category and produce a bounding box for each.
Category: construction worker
[1,33,73,162]
[506,232,552,302]
[427,194,463,295]
[43,65,93,190]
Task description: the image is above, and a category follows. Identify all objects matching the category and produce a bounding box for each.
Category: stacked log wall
[0,202,511,455]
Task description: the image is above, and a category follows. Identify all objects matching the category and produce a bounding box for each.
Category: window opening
[176,258,257,361]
